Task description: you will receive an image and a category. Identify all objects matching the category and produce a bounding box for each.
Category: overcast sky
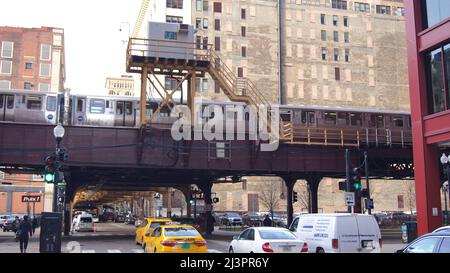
[1,0,142,94]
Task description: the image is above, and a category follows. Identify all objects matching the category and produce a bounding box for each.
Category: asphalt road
[0,223,406,253]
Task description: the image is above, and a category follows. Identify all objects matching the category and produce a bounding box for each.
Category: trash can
[401,221,417,243]
[39,212,62,253]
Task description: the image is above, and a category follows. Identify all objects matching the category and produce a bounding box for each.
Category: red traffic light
[45,155,57,164]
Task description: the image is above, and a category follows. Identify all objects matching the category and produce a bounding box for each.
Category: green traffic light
[44,173,54,183]
[354,183,362,191]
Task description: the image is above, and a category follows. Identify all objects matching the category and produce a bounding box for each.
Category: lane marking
[107,249,122,253]
[132,249,144,253]
[207,249,223,253]
[81,250,96,253]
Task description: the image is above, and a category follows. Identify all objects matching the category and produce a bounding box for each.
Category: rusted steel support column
[305,175,322,214]
[282,177,297,227]
[140,65,148,126]
[198,181,214,235]
[188,71,196,126]
[63,179,77,236]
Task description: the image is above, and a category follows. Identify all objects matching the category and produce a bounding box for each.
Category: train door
[0,94,14,121]
[301,110,316,127]
[115,101,135,127]
[74,96,87,125]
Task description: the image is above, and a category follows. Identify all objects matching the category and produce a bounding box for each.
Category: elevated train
[0,88,412,146]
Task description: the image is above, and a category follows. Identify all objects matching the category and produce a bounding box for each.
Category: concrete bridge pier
[282,176,298,227]
[63,180,78,236]
[176,185,192,217]
[305,175,323,214]
[197,181,214,236]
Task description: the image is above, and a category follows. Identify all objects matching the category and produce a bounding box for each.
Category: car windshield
[164,227,200,237]
[80,217,92,223]
[228,213,240,217]
[259,230,297,240]
[150,222,168,229]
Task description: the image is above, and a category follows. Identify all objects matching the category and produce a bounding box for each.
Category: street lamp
[440,153,450,225]
[52,124,65,212]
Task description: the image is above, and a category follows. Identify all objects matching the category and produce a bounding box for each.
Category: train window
[393,116,404,127]
[46,96,56,111]
[125,102,133,115]
[90,99,105,114]
[0,95,3,108]
[26,96,42,110]
[408,117,411,128]
[7,96,14,109]
[324,112,337,125]
[337,112,349,125]
[369,114,384,127]
[350,113,362,126]
[77,99,84,112]
[106,100,110,109]
[301,111,315,124]
[116,102,123,115]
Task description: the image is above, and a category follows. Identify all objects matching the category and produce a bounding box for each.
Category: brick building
[0,26,66,215]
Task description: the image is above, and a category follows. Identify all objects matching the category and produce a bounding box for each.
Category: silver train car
[0,88,61,124]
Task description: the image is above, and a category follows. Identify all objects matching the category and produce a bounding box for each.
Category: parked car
[0,214,11,228]
[242,212,262,227]
[229,227,308,253]
[213,212,226,225]
[289,213,382,253]
[2,216,18,232]
[396,232,450,253]
[91,214,99,223]
[433,226,450,233]
[115,214,126,223]
[125,214,136,225]
[221,213,243,226]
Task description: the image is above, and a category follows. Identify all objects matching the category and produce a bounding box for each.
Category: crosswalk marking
[132,249,144,253]
[207,249,223,253]
[107,249,122,253]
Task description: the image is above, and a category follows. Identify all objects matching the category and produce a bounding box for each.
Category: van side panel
[296,216,334,253]
[356,215,382,253]
[336,216,359,253]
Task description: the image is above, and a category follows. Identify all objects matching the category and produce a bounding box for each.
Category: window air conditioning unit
[179,24,189,32]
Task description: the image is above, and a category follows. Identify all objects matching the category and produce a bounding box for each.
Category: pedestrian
[207,213,215,234]
[263,214,272,227]
[18,215,33,253]
[12,216,20,233]
[32,217,38,235]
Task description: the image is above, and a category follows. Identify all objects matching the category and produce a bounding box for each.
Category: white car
[289,213,381,253]
[229,227,308,253]
[433,226,450,233]
[73,213,94,232]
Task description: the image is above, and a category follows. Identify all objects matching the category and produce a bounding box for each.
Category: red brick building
[0,26,66,215]
[405,1,450,235]
[0,26,65,92]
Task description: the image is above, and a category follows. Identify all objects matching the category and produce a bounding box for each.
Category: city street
[0,223,406,253]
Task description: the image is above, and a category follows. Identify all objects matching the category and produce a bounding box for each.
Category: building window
[203,0,208,11]
[241,26,246,37]
[333,15,338,26]
[166,15,183,23]
[334,48,339,61]
[344,32,349,43]
[395,7,405,16]
[331,0,347,10]
[213,2,222,13]
[422,0,450,29]
[242,9,246,19]
[355,2,370,12]
[196,0,202,11]
[238,67,244,77]
[320,14,325,24]
[343,16,349,27]
[242,46,247,57]
[1,41,14,58]
[0,60,12,74]
[321,48,327,60]
[333,31,339,42]
[376,5,391,15]
[425,44,450,114]
[40,44,51,61]
[203,18,209,29]
[39,63,51,77]
[203,78,209,92]
[335,67,340,81]
[215,82,220,93]
[195,18,202,29]
[24,82,33,90]
[321,30,326,41]
[0,80,11,89]
[214,19,221,31]
[166,0,183,9]
[202,37,208,50]
[196,35,201,49]
[25,62,33,69]
[215,37,221,51]
[164,31,177,40]
[39,83,50,92]
[345,49,350,62]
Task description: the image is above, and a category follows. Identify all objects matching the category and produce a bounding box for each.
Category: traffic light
[44,155,57,184]
[213,197,219,203]
[351,167,362,191]
[338,181,347,191]
[293,191,298,203]
[361,188,369,198]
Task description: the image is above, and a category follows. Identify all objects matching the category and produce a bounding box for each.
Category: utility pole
[364,151,372,215]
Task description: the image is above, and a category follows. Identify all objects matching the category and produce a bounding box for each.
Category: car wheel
[317,248,325,253]
[229,247,234,253]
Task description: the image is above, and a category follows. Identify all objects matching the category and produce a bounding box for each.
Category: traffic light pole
[364,151,371,215]
[52,137,61,213]
[345,149,352,213]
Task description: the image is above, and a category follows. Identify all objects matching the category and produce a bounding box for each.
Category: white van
[73,213,94,232]
[288,213,381,253]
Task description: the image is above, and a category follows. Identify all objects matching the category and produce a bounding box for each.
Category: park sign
[21,195,41,203]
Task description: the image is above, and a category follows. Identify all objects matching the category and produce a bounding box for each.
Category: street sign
[345,192,355,206]
[364,198,374,209]
[22,195,41,203]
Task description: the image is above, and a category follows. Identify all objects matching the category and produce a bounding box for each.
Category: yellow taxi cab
[143,224,207,253]
[135,217,171,245]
